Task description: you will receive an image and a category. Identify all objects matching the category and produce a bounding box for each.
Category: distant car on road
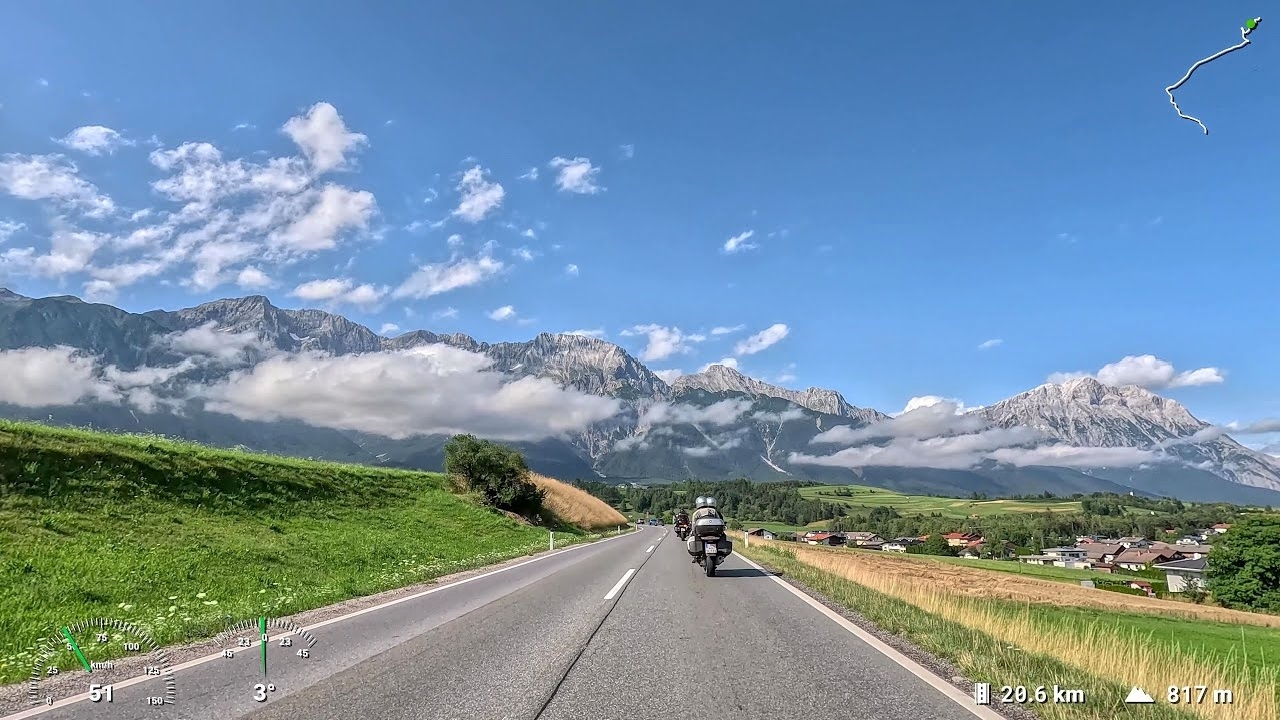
[648,518,657,525]
[657,519,664,526]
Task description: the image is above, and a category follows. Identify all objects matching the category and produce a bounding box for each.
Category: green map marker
[1246,18,1258,30]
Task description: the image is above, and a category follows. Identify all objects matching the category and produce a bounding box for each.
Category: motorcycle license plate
[704,543,717,552]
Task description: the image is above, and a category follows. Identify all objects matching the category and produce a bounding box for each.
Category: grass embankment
[530,473,628,530]
[0,420,620,685]
[737,536,1279,720]
[798,484,1083,518]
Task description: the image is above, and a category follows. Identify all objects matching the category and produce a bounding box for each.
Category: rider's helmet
[695,496,707,507]
[705,496,717,507]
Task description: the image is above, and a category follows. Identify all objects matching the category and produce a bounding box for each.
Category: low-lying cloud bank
[0,340,620,442]
[791,400,1173,471]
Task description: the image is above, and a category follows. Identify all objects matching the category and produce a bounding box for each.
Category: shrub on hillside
[443,435,545,518]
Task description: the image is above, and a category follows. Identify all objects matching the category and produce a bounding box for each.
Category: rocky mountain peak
[673,364,886,423]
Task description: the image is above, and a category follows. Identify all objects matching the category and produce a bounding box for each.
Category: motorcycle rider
[674,507,690,528]
[689,496,725,561]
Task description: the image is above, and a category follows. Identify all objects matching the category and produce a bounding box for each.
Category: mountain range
[2,288,1279,506]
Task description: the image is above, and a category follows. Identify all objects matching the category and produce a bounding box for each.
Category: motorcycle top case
[693,516,725,532]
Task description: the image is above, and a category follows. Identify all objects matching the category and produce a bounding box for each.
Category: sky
[0,2,1277,449]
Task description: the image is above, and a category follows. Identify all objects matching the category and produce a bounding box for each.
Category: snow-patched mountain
[3,289,1279,503]
[978,377,1280,491]
[672,364,887,422]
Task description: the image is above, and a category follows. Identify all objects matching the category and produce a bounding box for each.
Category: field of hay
[739,535,1280,720]
[531,473,629,530]
[798,484,1082,518]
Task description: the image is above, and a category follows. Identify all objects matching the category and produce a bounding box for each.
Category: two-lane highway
[6,527,997,719]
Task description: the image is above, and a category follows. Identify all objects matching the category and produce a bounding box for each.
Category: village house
[1075,542,1125,564]
[744,528,777,540]
[942,532,981,547]
[1116,536,1150,548]
[1018,546,1091,568]
[1112,547,1183,571]
[844,531,886,547]
[806,532,844,546]
[1153,557,1208,593]
[881,537,922,553]
[1127,580,1155,597]
[1211,523,1231,534]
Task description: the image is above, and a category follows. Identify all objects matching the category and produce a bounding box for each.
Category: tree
[919,534,957,556]
[1206,515,1280,612]
[443,434,545,517]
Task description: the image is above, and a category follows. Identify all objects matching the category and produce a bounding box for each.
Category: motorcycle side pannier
[686,536,703,555]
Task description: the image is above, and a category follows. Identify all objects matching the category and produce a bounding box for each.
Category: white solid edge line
[734,552,1005,720]
[2,529,638,720]
[604,569,637,600]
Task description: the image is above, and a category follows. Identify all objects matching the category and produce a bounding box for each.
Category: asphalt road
[6,527,994,720]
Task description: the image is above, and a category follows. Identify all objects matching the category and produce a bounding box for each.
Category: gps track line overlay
[1164,17,1261,134]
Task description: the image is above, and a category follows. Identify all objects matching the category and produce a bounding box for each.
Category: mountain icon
[1124,687,1155,704]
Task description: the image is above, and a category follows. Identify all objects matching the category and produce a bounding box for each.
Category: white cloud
[432,306,458,320]
[1226,418,1280,435]
[619,144,635,159]
[722,230,757,254]
[268,184,377,254]
[752,407,806,424]
[0,220,25,243]
[446,233,464,247]
[898,395,970,416]
[986,445,1166,469]
[519,167,539,181]
[379,323,400,336]
[0,347,118,407]
[452,165,505,223]
[201,345,621,442]
[711,325,745,335]
[282,102,369,173]
[641,398,753,427]
[0,154,115,217]
[814,401,985,446]
[57,126,134,156]
[1049,354,1226,390]
[653,369,684,384]
[290,277,387,308]
[734,323,789,355]
[565,263,579,277]
[521,228,537,239]
[236,266,273,289]
[549,156,603,194]
[621,324,707,361]
[161,322,266,365]
[776,363,798,384]
[513,246,534,262]
[700,357,739,372]
[563,328,605,338]
[978,338,1003,350]
[393,252,504,299]
[488,305,516,321]
[1,228,106,278]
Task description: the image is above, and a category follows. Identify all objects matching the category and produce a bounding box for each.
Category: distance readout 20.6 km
[214,617,316,704]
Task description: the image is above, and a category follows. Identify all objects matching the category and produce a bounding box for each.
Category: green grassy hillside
[0,420,610,685]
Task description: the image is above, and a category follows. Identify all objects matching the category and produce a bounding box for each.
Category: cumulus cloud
[237,266,273,289]
[160,322,267,365]
[282,102,368,173]
[563,328,605,338]
[897,395,971,416]
[519,167,539,181]
[734,323,789,355]
[565,263,579,276]
[0,154,115,217]
[0,228,106,278]
[393,252,504,299]
[0,346,119,407]
[57,126,134,156]
[978,338,1003,350]
[1049,354,1225,390]
[379,323,400,336]
[722,230,757,254]
[290,277,386,308]
[549,157,603,194]
[452,165,505,222]
[620,324,707,362]
[1226,418,1280,435]
[711,325,744,335]
[200,345,621,442]
[700,358,739,372]
[776,363,798,384]
[653,369,684,384]
[813,401,987,445]
[0,220,25,243]
[488,305,516,321]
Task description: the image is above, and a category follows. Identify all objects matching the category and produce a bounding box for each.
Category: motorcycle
[674,519,690,540]
[686,515,732,577]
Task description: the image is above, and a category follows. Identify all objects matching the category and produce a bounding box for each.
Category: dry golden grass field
[531,473,629,530]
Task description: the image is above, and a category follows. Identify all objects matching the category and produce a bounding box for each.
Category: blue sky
[0,2,1276,439]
